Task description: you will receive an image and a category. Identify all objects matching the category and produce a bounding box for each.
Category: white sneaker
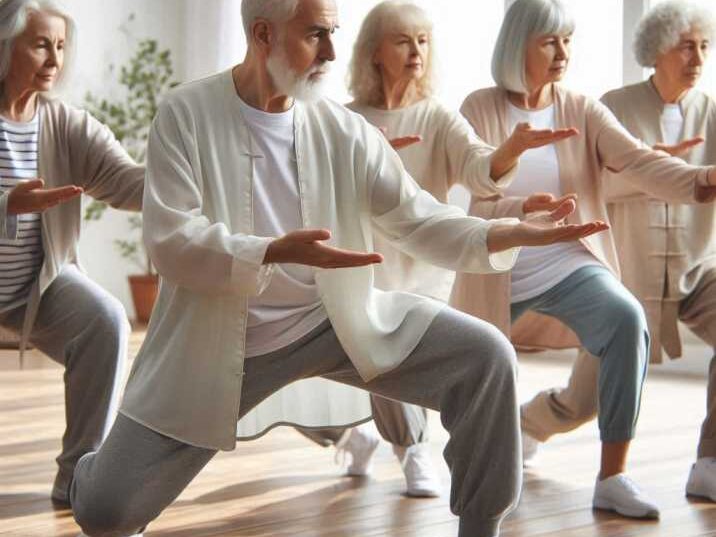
[394,443,442,498]
[522,432,540,465]
[686,457,716,501]
[335,424,381,476]
[592,474,660,519]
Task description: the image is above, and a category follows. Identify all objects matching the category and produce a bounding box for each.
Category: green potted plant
[84,36,179,323]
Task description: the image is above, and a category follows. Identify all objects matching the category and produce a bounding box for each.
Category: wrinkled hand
[7,179,83,215]
[507,122,579,155]
[378,127,422,150]
[522,192,578,214]
[654,137,704,157]
[264,229,384,268]
[487,197,609,253]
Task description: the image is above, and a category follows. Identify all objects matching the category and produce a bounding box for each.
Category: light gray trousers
[0,265,129,500]
[71,307,521,537]
[521,268,716,458]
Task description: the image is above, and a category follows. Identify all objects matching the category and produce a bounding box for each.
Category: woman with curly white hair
[0,0,143,506]
[452,0,716,520]
[296,0,577,499]
[520,0,716,504]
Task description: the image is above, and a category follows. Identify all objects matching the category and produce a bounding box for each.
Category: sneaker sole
[686,481,716,502]
[593,498,660,519]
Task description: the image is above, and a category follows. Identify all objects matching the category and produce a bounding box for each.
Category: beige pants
[522,269,716,458]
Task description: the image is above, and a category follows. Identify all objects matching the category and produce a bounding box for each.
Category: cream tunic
[601,79,716,363]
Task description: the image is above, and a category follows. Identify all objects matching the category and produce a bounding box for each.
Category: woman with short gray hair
[540,0,716,505]
[452,0,716,520]
[0,0,143,506]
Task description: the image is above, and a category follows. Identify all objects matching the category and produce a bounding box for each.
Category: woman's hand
[264,229,384,268]
[378,127,422,150]
[7,179,83,215]
[506,122,579,155]
[487,196,608,253]
[654,137,704,157]
[522,192,578,215]
[490,123,579,180]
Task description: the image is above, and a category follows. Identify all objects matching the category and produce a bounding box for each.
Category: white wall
[57,0,188,317]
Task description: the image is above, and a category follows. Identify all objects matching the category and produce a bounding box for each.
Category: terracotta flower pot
[128,274,159,325]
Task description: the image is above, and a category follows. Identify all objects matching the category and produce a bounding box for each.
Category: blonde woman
[299,0,577,498]
[453,0,716,520]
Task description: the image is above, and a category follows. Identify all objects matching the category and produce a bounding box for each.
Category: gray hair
[241,0,300,43]
[348,0,434,106]
[491,0,575,93]
[0,0,75,90]
[633,0,716,68]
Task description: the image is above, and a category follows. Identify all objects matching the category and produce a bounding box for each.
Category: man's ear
[251,19,273,52]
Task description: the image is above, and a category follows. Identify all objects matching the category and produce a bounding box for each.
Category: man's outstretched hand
[7,179,83,215]
[264,229,384,268]
[487,196,609,253]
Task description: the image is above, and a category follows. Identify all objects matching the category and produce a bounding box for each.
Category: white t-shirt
[505,102,600,303]
[661,104,684,146]
[238,98,327,357]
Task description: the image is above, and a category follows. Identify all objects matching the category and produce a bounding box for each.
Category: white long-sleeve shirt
[121,71,519,450]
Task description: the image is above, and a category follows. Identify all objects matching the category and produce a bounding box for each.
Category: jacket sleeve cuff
[0,193,18,240]
[230,236,276,296]
[491,158,519,190]
[486,218,521,272]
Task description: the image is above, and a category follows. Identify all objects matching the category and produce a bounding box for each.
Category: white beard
[266,45,329,102]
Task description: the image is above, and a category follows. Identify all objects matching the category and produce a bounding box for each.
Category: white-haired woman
[529,0,716,504]
[452,0,716,519]
[297,0,577,499]
[0,0,143,505]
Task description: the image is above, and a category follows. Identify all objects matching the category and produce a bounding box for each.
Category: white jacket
[120,70,518,450]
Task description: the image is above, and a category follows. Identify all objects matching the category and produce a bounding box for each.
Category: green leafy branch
[83,28,179,276]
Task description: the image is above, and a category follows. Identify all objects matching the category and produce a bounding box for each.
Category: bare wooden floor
[1,333,715,536]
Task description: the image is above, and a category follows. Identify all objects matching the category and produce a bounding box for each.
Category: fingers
[13,178,45,192]
[675,137,705,153]
[290,229,332,243]
[547,197,577,222]
[317,246,383,268]
[40,186,84,208]
[389,135,422,150]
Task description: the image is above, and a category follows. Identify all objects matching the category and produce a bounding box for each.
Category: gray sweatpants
[71,307,521,537]
[0,265,129,500]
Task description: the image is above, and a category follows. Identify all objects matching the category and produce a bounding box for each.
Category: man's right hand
[7,179,83,216]
[488,196,609,253]
[264,229,384,268]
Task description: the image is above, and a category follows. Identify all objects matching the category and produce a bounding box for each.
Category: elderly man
[69,1,607,536]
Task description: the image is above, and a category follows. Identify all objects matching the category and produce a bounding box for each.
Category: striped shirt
[0,113,43,312]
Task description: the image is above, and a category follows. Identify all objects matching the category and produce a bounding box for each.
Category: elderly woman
[452,0,716,519]
[523,0,716,504]
[293,0,578,498]
[0,0,143,505]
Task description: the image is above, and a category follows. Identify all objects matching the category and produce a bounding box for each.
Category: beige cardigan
[601,80,716,363]
[0,96,144,360]
[451,85,710,350]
